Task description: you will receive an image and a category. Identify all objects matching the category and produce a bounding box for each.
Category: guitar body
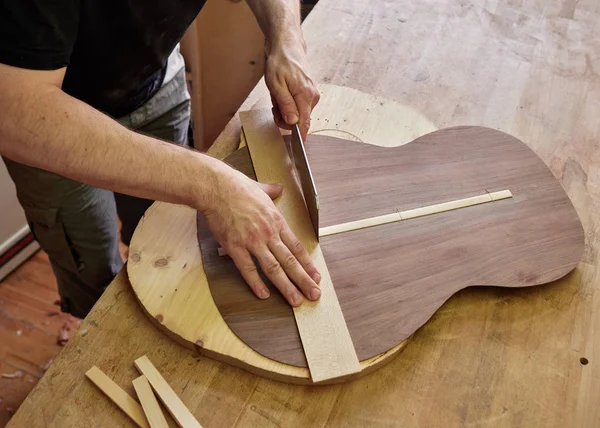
[198,127,584,368]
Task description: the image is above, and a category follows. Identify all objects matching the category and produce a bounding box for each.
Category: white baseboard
[0,225,40,282]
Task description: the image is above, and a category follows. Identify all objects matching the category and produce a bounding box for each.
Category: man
[0,0,322,318]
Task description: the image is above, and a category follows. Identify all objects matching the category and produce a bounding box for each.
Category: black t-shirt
[0,0,205,117]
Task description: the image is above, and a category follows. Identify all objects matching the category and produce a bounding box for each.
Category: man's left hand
[265,35,320,141]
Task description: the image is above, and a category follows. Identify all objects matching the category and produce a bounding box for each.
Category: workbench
[9,0,599,426]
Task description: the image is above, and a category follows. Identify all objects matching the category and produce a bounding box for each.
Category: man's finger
[271,105,289,130]
[272,86,300,126]
[280,225,321,284]
[229,248,270,300]
[268,238,320,301]
[311,89,321,109]
[293,92,314,141]
[254,246,304,307]
[259,182,283,200]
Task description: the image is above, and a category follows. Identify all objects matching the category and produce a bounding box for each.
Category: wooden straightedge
[240,109,361,382]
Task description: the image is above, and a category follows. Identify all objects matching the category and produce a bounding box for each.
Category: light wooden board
[85,366,150,428]
[240,109,361,382]
[126,85,432,384]
[134,356,202,428]
[9,0,600,426]
[132,376,169,428]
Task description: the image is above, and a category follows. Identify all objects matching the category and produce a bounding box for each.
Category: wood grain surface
[7,0,600,426]
[200,127,584,367]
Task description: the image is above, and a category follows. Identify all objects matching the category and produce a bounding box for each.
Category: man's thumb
[260,182,283,200]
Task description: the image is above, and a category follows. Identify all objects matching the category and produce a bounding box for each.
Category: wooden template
[85,366,150,428]
[132,376,169,428]
[134,356,202,428]
[240,109,361,382]
[197,124,584,367]
[127,85,429,384]
[128,87,583,382]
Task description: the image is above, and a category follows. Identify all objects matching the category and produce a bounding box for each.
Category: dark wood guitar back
[197,127,584,367]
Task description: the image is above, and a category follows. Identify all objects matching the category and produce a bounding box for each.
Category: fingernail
[292,293,303,306]
[310,287,321,300]
[285,114,299,124]
[259,289,270,299]
[312,272,321,284]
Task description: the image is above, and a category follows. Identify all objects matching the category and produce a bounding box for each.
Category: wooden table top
[9,0,599,426]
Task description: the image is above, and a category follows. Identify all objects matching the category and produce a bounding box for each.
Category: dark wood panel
[198,127,584,367]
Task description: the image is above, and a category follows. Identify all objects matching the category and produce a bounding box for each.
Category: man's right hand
[202,166,321,307]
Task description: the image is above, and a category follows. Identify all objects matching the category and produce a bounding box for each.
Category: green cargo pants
[2,60,190,318]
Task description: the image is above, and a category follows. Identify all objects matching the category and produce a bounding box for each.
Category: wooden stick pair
[86,356,202,428]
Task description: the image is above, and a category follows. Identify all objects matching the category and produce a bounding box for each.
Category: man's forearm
[0,68,228,211]
[245,0,303,50]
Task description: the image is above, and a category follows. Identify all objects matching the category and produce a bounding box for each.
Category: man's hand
[245,0,320,140]
[202,166,322,307]
[265,35,320,141]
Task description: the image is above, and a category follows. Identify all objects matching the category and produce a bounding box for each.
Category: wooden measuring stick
[134,356,202,428]
[320,190,513,236]
[217,190,513,255]
[240,109,361,383]
[85,366,150,428]
[132,375,169,428]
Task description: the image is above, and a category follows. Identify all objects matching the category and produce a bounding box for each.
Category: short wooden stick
[133,375,169,428]
[85,366,150,428]
[134,356,202,428]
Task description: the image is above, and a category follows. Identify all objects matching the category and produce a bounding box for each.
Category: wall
[0,161,39,280]
[181,0,266,151]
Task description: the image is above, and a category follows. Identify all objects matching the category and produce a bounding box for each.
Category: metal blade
[290,125,319,239]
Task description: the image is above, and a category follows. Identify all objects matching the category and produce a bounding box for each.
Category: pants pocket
[26,207,81,274]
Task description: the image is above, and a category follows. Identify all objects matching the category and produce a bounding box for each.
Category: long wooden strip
[132,376,169,428]
[320,190,513,236]
[217,190,513,255]
[134,356,202,428]
[85,366,150,428]
[240,109,361,382]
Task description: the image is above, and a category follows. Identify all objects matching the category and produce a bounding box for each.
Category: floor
[0,250,75,426]
[0,245,128,427]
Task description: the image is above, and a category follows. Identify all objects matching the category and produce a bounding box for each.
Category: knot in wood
[154,258,169,268]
